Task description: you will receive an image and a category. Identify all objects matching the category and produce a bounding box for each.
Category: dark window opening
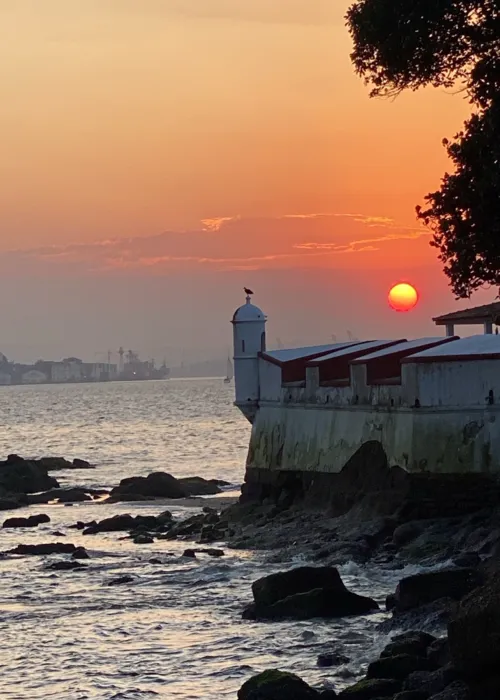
[242,340,246,352]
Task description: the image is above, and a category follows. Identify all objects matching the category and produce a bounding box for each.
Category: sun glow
[388,283,419,312]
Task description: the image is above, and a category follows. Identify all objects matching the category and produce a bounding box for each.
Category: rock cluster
[108,472,229,501]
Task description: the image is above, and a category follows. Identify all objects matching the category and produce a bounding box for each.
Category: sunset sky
[0,0,486,364]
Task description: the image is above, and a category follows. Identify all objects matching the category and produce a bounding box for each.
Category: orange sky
[0,0,482,362]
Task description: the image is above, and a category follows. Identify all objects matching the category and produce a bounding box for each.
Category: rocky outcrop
[338,678,402,699]
[27,488,96,505]
[6,542,83,555]
[178,477,223,496]
[35,456,94,470]
[393,569,483,612]
[238,670,322,700]
[3,514,50,528]
[448,576,500,679]
[109,472,188,501]
[243,566,379,620]
[0,456,59,496]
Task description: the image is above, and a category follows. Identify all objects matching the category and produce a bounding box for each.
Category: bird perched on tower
[244,287,254,295]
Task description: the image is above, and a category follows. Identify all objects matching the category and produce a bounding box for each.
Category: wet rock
[452,553,480,568]
[0,496,26,511]
[384,598,458,634]
[317,652,350,668]
[319,692,337,699]
[0,456,59,494]
[72,458,93,469]
[109,472,187,501]
[53,531,65,537]
[178,476,222,496]
[133,534,154,544]
[338,678,402,699]
[367,654,433,681]
[36,457,74,470]
[394,569,483,612]
[426,638,450,669]
[83,514,139,534]
[46,560,87,571]
[428,681,471,700]
[381,631,436,659]
[107,575,134,586]
[3,513,50,528]
[393,521,428,548]
[238,669,320,700]
[27,488,92,505]
[394,693,428,700]
[193,548,225,557]
[182,549,196,558]
[72,547,90,559]
[149,558,162,564]
[403,667,458,695]
[244,567,378,620]
[7,542,79,555]
[448,576,500,678]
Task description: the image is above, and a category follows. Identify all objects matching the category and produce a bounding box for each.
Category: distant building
[0,371,11,385]
[21,369,47,384]
[51,359,83,383]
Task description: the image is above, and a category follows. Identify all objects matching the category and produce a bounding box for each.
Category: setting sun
[388,283,419,312]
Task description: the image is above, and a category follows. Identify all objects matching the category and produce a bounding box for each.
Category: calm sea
[0,379,402,699]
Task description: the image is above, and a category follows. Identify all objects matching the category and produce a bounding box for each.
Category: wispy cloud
[1,213,430,277]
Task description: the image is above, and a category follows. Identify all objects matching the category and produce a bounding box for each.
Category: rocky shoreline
[2,446,500,698]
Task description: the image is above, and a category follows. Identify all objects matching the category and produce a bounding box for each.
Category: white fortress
[232,294,500,475]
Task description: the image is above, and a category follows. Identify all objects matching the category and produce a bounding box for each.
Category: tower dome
[232,296,266,323]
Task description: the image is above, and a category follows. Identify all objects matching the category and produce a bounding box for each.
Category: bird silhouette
[244,287,254,295]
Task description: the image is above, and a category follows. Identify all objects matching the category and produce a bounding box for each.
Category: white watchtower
[231,292,267,423]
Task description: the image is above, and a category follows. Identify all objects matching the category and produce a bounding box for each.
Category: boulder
[109,472,188,500]
[452,553,480,568]
[367,654,433,680]
[426,638,450,669]
[394,569,483,612]
[448,576,500,678]
[72,458,93,469]
[338,678,402,699]
[394,693,428,700]
[7,542,79,555]
[317,652,350,667]
[3,514,50,528]
[36,457,74,470]
[107,575,134,586]
[238,670,319,700]
[381,632,436,659]
[133,534,154,544]
[0,457,59,495]
[403,667,458,695]
[83,514,137,534]
[46,561,87,571]
[72,547,90,560]
[246,566,378,620]
[178,476,222,496]
[27,488,92,505]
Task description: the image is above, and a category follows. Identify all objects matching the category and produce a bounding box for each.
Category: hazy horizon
[0,0,490,364]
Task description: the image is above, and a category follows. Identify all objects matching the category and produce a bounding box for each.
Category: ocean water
[0,379,403,699]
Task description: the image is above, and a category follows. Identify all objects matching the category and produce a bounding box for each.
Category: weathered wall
[247,402,500,474]
[410,360,500,407]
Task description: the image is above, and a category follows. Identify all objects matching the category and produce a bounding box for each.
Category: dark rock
[394,693,428,700]
[149,558,162,564]
[72,458,93,469]
[83,514,137,534]
[381,632,436,659]
[386,594,396,611]
[36,457,74,470]
[27,488,92,505]
[428,681,470,700]
[452,553,480,568]
[237,670,319,700]
[178,476,222,496]
[0,457,59,494]
[0,496,25,511]
[367,654,433,681]
[403,667,458,695]
[426,639,450,669]
[448,576,500,678]
[133,534,154,544]
[52,531,65,537]
[46,561,87,571]
[317,652,350,667]
[393,522,428,548]
[182,549,196,558]
[7,542,78,555]
[3,513,50,528]
[109,472,187,501]
[338,678,402,699]
[157,510,173,523]
[248,566,378,620]
[394,569,483,612]
[107,575,134,586]
[319,692,337,699]
[72,547,90,559]
[193,548,225,557]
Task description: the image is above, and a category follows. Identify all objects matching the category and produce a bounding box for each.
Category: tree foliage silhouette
[346,0,500,297]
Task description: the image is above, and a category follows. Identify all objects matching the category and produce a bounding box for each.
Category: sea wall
[247,402,500,475]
